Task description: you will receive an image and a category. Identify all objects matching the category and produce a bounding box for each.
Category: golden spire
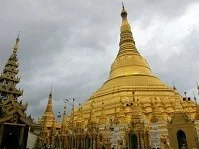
[118,2,137,57]
[76,103,83,125]
[13,34,20,53]
[61,102,67,127]
[108,3,154,80]
[120,3,130,31]
[61,103,68,133]
[39,90,60,130]
[45,91,53,113]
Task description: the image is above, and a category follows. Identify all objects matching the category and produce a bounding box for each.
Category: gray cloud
[0,0,199,119]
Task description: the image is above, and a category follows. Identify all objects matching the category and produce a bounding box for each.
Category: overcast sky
[0,0,199,119]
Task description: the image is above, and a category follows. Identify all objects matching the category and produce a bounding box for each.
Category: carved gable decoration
[169,112,191,124]
[168,112,198,149]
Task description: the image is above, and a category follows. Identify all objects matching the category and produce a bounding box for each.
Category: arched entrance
[1,124,27,149]
[129,133,138,149]
[102,145,106,149]
[1,127,19,149]
[85,135,91,149]
[177,130,188,149]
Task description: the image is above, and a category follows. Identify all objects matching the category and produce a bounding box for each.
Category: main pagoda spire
[118,3,138,56]
[108,4,153,80]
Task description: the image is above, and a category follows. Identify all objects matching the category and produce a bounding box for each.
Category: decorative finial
[64,101,66,109]
[49,84,52,97]
[121,1,127,19]
[13,33,20,53]
[16,31,20,43]
[122,1,124,10]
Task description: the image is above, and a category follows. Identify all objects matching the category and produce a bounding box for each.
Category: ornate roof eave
[16,102,28,111]
[1,102,26,114]
[0,114,33,126]
[0,86,23,95]
[0,102,32,123]
[5,61,19,67]
[19,116,34,126]
[5,99,28,111]
[0,74,20,82]
[0,115,13,123]
[1,97,11,104]
[3,67,19,74]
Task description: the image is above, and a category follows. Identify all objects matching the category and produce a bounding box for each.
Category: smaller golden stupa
[38,91,60,147]
[39,91,60,128]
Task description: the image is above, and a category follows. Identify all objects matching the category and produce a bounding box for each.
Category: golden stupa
[72,5,196,125]
[39,91,60,128]
[31,4,198,149]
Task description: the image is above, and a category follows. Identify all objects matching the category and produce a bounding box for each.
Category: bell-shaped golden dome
[91,5,169,98]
